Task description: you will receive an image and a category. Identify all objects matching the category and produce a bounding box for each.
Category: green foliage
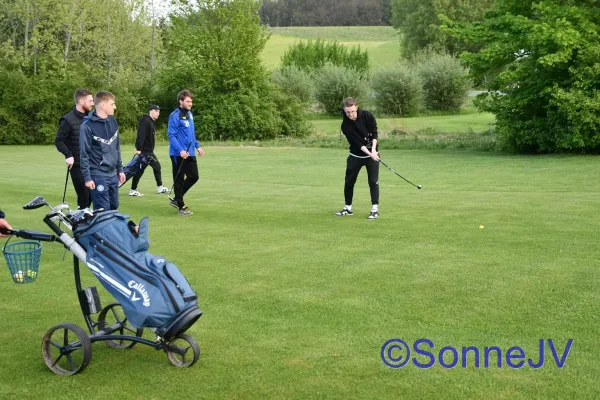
[412,51,471,112]
[158,0,309,141]
[281,39,369,76]
[371,63,423,116]
[0,0,160,144]
[271,66,314,104]
[451,0,600,152]
[391,0,494,56]
[314,64,370,116]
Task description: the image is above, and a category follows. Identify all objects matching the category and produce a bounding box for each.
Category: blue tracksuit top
[167,107,200,157]
[80,111,123,182]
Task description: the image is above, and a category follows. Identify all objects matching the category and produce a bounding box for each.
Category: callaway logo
[92,131,119,145]
[128,280,151,306]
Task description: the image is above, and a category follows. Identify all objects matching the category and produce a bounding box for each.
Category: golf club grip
[0,228,16,236]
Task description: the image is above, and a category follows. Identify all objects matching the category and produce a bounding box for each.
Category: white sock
[345,205,352,211]
[371,204,378,212]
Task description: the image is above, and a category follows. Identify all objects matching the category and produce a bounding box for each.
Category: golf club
[62,166,70,203]
[168,141,193,202]
[379,159,422,189]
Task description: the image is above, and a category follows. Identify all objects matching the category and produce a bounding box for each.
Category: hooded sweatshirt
[340,108,378,157]
[135,114,156,153]
[167,107,200,157]
[79,111,123,182]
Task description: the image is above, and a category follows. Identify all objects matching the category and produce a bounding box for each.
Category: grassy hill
[262,26,400,70]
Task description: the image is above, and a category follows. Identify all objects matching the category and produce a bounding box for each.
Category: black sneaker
[368,211,379,220]
[169,198,179,209]
[334,208,353,216]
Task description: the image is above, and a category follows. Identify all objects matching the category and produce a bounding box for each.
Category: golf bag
[120,154,156,187]
[74,211,202,339]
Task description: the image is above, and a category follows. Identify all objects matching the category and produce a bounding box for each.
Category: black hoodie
[340,108,378,156]
[135,114,156,153]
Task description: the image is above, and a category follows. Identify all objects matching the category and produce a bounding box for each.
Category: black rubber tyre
[97,303,144,349]
[42,323,92,375]
[166,334,200,367]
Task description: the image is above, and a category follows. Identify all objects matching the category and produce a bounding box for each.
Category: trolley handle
[1,228,56,242]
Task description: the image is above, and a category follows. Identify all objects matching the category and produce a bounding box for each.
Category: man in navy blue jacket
[80,91,126,211]
[167,89,204,216]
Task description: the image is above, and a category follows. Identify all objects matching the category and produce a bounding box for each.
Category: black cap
[148,105,160,111]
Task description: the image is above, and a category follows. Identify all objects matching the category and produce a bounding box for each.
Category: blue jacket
[167,107,200,157]
[80,112,123,182]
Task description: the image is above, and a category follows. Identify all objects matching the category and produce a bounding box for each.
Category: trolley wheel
[166,334,200,368]
[97,303,143,349]
[42,323,92,376]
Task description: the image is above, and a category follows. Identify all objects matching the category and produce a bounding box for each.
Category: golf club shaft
[379,159,421,189]
[62,166,70,203]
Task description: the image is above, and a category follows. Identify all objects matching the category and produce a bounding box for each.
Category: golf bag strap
[183,295,198,302]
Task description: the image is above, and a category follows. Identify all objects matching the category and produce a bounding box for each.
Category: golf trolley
[1,196,202,375]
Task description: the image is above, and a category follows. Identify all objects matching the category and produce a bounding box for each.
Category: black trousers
[344,155,379,206]
[70,165,91,209]
[131,152,163,190]
[170,156,199,208]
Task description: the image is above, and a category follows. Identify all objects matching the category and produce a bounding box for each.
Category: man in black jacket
[128,105,170,196]
[0,208,12,237]
[335,97,381,220]
[55,88,94,209]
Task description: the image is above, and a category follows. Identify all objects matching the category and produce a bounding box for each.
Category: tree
[449,0,600,152]
[391,0,494,56]
[159,0,308,140]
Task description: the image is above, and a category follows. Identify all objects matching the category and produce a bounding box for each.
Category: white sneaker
[129,189,144,197]
[157,186,171,194]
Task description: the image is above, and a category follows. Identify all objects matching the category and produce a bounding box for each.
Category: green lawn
[0,145,599,399]
[263,26,400,70]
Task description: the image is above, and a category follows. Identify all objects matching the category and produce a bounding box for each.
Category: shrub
[413,51,471,112]
[314,64,369,116]
[281,39,369,76]
[371,63,424,116]
[271,66,314,104]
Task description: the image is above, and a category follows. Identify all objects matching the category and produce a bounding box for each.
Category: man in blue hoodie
[167,89,204,216]
[80,91,126,211]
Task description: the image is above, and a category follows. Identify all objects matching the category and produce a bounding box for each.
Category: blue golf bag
[120,154,156,187]
[74,211,202,339]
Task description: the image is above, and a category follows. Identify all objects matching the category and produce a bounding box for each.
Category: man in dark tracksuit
[0,208,12,237]
[80,91,126,211]
[128,105,170,196]
[55,88,94,209]
[335,97,381,220]
[167,89,204,216]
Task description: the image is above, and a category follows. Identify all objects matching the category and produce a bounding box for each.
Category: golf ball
[13,271,24,283]
[479,225,484,229]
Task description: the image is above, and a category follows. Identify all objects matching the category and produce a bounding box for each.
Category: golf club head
[23,196,48,210]
[417,185,422,189]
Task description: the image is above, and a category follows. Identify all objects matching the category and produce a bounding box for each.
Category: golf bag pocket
[75,211,201,335]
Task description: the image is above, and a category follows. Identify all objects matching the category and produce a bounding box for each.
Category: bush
[413,51,471,112]
[371,63,424,116]
[314,64,369,116]
[271,66,314,105]
[281,39,369,76]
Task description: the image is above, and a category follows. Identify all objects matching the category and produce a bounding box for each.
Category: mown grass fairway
[262,26,400,70]
[0,145,599,399]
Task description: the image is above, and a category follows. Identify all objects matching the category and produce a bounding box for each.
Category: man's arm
[115,121,123,174]
[167,113,185,154]
[79,124,92,182]
[55,118,73,158]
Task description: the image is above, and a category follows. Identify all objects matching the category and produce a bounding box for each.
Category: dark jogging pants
[70,164,91,209]
[131,152,163,190]
[170,156,199,209]
[344,155,379,206]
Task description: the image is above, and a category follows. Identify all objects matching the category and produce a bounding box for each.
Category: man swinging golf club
[335,97,380,220]
[167,89,204,216]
